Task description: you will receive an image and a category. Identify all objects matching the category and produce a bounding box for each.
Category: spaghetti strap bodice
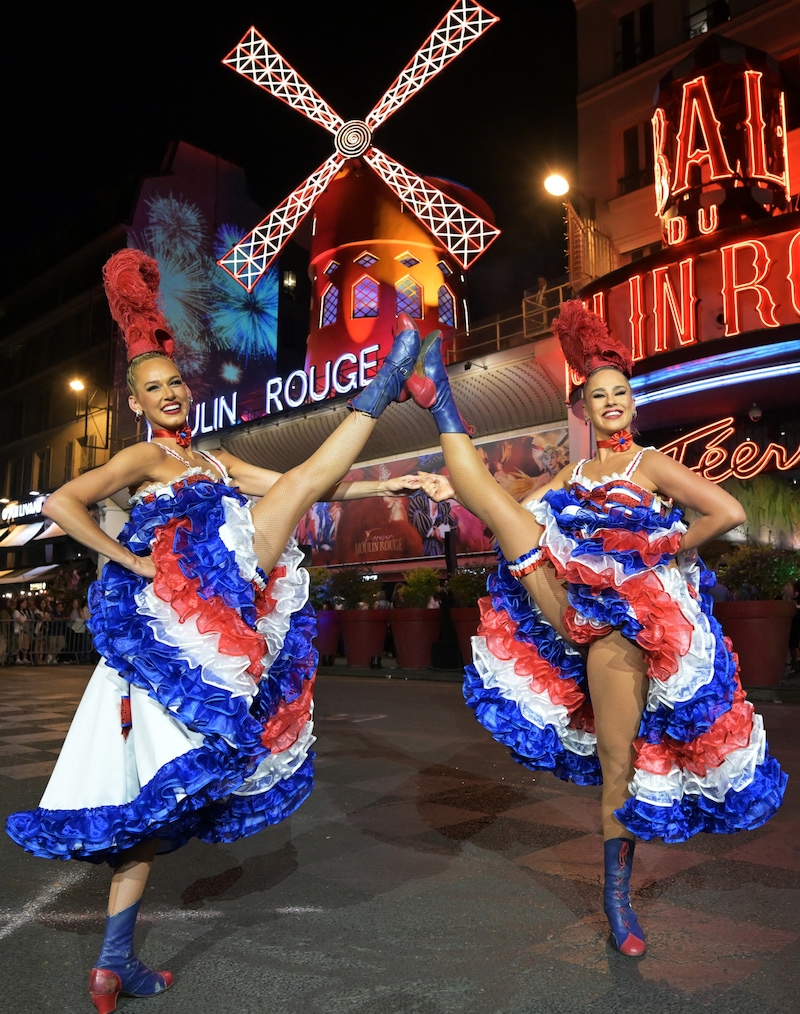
[569,446,654,488]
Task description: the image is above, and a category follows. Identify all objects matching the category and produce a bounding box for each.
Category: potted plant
[306,567,340,665]
[713,543,800,687]
[389,567,443,669]
[448,567,494,665]
[328,567,388,668]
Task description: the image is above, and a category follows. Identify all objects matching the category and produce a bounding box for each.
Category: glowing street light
[544,173,571,198]
[69,379,85,392]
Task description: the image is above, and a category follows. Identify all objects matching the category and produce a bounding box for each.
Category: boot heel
[89,968,122,1014]
[603,837,646,957]
[405,330,441,408]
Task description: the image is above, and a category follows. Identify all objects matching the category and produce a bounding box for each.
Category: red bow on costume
[152,427,192,448]
[596,429,634,452]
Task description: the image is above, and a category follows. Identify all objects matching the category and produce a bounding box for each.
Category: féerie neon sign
[660,416,800,483]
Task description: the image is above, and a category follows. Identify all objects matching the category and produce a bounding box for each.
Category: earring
[135,410,142,422]
[632,408,638,419]
[584,417,589,427]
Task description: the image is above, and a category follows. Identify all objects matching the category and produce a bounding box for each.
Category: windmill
[218,1,500,381]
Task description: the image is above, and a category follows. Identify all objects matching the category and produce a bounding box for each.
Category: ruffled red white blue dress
[6,453,317,863]
[465,449,787,843]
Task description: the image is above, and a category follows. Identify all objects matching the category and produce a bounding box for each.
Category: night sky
[3,0,577,318]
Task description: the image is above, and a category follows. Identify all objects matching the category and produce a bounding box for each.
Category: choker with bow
[151,426,192,448]
[595,429,634,453]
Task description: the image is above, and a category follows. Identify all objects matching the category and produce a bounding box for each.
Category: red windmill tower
[218,1,500,387]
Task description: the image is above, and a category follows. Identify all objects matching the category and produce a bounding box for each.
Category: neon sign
[584,225,800,366]
[652,40,790,243]
[659,417,800,483]
[187,344,382,434]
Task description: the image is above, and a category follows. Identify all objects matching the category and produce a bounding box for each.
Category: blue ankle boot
[603,837,646,956]
[348,312,419,418]
[406,330,472,434]
[89,901,173,1013]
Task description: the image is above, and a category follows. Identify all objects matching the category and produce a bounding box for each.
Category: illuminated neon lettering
[651,107,670,216]
[659,416,800,483]
[697,204,718,235]
[672,76,734,196]
[720,240,780,336]
[743,70,785,189]
[265,376,284,414]
[308,361,332,402]
[589,291,606,320]
[358,344,380,387]
[217,394,237,428]
[788,231,800,315]
[196,401,214,434]
[284,370,310,409]
[332,353,359,395]
[652,258,697,351]
[666,216,687,245]
[628,274,647,361]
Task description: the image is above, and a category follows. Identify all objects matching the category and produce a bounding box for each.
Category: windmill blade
[364,146,500,269]
[365,1,498,132]
[218,154,344,291]
[223,27,344,136]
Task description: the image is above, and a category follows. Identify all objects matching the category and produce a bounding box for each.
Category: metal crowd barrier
[0,618,97,666]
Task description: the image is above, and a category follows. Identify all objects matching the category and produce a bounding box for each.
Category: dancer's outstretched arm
[213,450,423,501]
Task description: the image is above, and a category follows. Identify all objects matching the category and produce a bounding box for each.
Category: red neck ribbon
[151,427,192,448]
[596,429,634,452]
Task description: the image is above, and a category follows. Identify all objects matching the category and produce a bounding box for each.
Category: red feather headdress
[552,300,632,380]
[102,248,175,362]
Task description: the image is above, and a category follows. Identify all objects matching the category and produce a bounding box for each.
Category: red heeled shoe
[89,966,174,1013]
[90,901,174,1011]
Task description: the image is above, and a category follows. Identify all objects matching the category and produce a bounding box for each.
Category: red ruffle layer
[151,519,267,678]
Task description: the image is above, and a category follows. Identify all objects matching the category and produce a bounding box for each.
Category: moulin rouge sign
[582,38,799,366]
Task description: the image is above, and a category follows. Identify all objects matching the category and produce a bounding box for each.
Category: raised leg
[249,316,419,572]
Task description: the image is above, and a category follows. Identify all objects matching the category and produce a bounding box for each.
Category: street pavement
[0,663,798,1014]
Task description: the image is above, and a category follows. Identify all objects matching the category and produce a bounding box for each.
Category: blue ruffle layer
[7,480,317,862]
[463,553,602,785]
[464,487,787,840]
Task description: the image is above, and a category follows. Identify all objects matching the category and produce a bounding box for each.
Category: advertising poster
[297,426,569,566]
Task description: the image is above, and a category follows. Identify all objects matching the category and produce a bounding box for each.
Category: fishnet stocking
[586,630,648,839]
[249,411,376,572]
[438,434,572,636]
[107,840,158,916]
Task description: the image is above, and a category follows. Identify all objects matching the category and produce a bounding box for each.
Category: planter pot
[338,610,389,668]
[450,606,481,666]
[389,608,442,669]
[313,610,341,663]
[713,600,795,687]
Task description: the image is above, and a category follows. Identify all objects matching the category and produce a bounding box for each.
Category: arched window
[320,283,339,327]
[438,285,456,327]
[396,276,422,318]
[353,275,380,318]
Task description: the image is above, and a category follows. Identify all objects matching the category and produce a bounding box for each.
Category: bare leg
[585,630,648,839]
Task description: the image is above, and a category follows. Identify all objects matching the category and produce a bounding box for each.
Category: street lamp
[543,174,613,292]
[67,378,109,451]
